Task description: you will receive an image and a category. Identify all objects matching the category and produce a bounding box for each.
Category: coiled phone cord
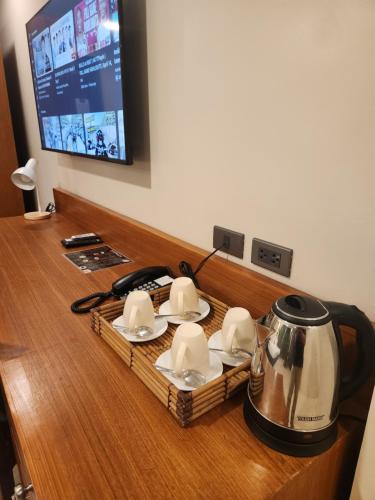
[71,290,113,314]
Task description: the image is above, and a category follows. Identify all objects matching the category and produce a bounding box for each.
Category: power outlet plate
[213,226,245,259]
[251,238,293,277]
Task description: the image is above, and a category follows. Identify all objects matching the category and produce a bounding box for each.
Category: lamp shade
[11,158,37,191]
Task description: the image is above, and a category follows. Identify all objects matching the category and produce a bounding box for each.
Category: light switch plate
[213,226,245,259]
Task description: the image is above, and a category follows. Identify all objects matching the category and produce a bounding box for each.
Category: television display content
[26,0,132,164]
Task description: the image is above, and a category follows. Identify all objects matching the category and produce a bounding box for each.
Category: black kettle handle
[323,301,375,401]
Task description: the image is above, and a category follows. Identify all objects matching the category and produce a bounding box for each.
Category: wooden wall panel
[0,51,24,217]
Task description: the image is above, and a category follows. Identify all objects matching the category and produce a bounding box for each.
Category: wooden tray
[91,286,252,426]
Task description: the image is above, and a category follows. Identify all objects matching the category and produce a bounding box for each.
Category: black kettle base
[243,398,337,457]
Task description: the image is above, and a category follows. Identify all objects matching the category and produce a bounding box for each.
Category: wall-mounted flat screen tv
[26,0,132,165]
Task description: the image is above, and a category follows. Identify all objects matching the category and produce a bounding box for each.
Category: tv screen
[26,0,132,164]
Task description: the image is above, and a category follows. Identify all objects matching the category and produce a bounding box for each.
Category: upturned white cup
[169,277,199,316]
[171,323,209,376]
[123,290,155,333]
[222,307,256,355]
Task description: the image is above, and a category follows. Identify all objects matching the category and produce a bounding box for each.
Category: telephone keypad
[130,276,173,295]
[134,281,158,292]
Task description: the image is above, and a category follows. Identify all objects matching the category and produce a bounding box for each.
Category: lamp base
[24,211,51,221]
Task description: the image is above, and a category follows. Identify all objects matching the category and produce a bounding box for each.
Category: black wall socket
[251,238,293,277]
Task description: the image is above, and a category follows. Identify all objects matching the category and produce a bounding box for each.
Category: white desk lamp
[11,158,51,220]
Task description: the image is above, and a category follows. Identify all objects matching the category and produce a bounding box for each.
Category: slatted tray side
[92,300,130,365]
[100,319,133,367]
[175,375,227,426]
[91,300,124,335]
[91,286,253,426]
[131,349,171,407]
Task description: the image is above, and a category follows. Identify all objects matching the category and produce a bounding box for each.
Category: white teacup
[171,323,209,376]
[169,277,199,316]
[222,307,256,355]
[123,290,155,333]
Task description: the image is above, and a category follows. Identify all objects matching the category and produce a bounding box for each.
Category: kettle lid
[273,295,330,326]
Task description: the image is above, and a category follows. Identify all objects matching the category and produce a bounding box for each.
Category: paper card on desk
[64,245,133,273]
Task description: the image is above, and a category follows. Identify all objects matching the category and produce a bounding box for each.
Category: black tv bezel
[26,0,133,166]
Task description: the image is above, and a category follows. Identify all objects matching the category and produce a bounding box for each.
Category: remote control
[61,233,103,248]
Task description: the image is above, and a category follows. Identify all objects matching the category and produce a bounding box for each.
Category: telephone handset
[71,266,174,314]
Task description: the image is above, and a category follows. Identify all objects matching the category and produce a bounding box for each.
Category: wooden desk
[0,189,370,499]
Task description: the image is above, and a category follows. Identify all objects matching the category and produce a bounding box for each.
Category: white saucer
[112,315,168,343]
[158,298,210,325]
[208,330,252,367]
[155,349,223,391]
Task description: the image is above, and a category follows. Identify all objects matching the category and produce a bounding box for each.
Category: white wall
[350,388,375,500]
[0,0,374,319]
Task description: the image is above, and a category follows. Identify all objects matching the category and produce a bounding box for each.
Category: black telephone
[71,266,174,314]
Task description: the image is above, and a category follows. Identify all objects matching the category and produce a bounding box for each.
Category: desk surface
[0,190,368,500]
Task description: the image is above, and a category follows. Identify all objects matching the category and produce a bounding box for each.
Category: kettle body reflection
[244,295,374,456]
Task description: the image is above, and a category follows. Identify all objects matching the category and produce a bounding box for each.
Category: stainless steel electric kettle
[243,295,374,456]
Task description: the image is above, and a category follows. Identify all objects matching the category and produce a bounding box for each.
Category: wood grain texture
[0,189,371,500]
[0,52,24,217]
